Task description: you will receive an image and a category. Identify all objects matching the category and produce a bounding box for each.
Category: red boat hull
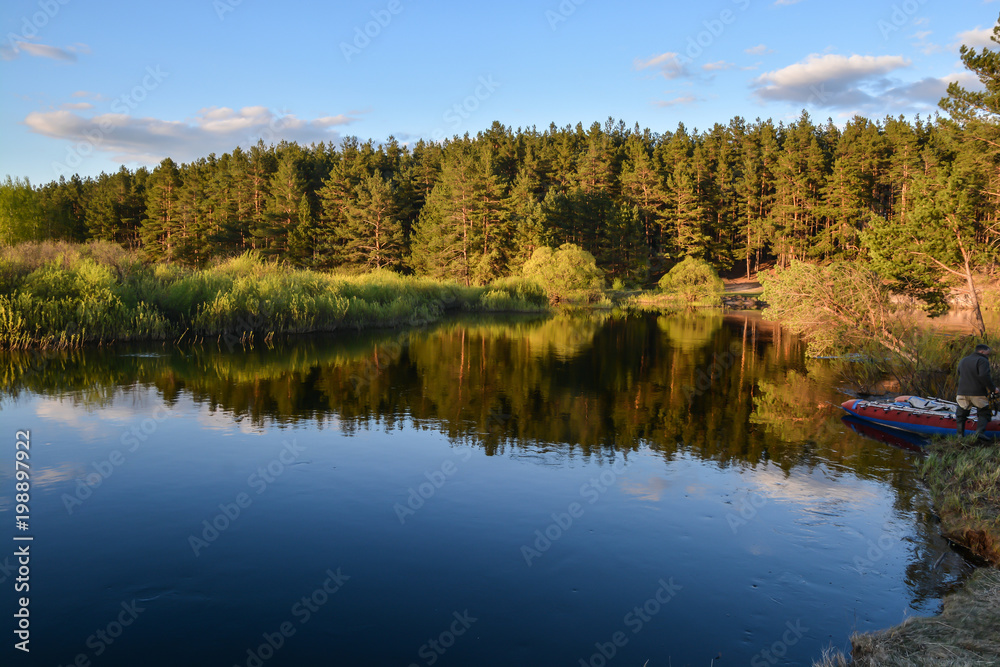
[840,399,1000,439]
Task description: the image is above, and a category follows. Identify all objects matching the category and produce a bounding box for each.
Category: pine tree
[410,141,499,284]
[336,173,404,270]
[505,166,547,270]
[258,147,306,256]
[176,159,212,265]
[863,163,993,333]
[140,158,182,261]
[620,134,667,258]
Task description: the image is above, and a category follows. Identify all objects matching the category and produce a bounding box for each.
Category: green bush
[478,276,549,311]
[521,244,604,301]
[657,257,723,307]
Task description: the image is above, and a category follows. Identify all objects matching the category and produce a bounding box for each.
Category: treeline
[3,112,998,284]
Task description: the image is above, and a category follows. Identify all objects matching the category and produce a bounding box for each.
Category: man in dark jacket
[955,344,999,441]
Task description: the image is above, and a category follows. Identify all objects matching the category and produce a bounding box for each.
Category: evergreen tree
[336,173,404,270]
[258,147,306,256]
[410,141,503,284]
[863,163,993,333]
[140,158,182,261]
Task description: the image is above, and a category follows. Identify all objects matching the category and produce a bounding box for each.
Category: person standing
[955,344,999,441]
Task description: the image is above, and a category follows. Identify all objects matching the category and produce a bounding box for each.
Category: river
[0,310,975,666]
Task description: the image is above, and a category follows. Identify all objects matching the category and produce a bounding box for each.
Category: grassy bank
[921,439,1000,565]
[815,568,1000,666]
[0,241,550,348]
[813,439,1000,666]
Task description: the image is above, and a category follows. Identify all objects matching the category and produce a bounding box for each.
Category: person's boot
[975,406,992,443]
[955,406,970,439]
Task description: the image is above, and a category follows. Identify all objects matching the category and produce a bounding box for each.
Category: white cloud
[745,44,773,56]
[24,106,360,165]
[634,52,690,79]
[774,0,804,5]
[910,30,941,55]
[654,94,699,108]
[751,53,911,108]
[954,26,995,49]
[703,60,734,71]
[0,40,84,62]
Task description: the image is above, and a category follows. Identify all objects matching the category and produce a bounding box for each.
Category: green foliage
[922,440,1000,563]
[0,177,42,245]
[657,256,723,307]
[8,22,1000,293]
[521,243,604,301]
[478,277,549,311]
[0,255,169,347]
[760,261,908,358]
[0,241,549,348]
[862,168,985,316]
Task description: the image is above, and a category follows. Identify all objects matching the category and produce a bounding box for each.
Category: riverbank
[815,568,1000,666]
[922,439,1000,564]
[0,242,550,348]
[815,438,1000,666]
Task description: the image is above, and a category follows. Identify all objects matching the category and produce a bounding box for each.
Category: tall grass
[0,243,549,348]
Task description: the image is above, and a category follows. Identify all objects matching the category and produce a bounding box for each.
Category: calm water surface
[0,311,974,666]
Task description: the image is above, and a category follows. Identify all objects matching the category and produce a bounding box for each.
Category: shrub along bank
[0,241,549,348]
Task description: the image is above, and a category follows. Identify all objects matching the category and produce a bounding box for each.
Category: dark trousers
[956,403,992,439]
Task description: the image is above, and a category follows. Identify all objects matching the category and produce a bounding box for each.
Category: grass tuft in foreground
[813,568,1000,666]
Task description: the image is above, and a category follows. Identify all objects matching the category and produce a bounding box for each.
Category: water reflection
[0,311,913,468]
[0,310,973,664]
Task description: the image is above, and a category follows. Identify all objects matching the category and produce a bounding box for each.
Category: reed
[0,244,549,348]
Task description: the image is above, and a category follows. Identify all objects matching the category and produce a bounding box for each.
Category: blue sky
[1,0,996,184]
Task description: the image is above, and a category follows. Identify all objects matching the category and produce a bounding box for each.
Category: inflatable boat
[840,395,1000,440]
